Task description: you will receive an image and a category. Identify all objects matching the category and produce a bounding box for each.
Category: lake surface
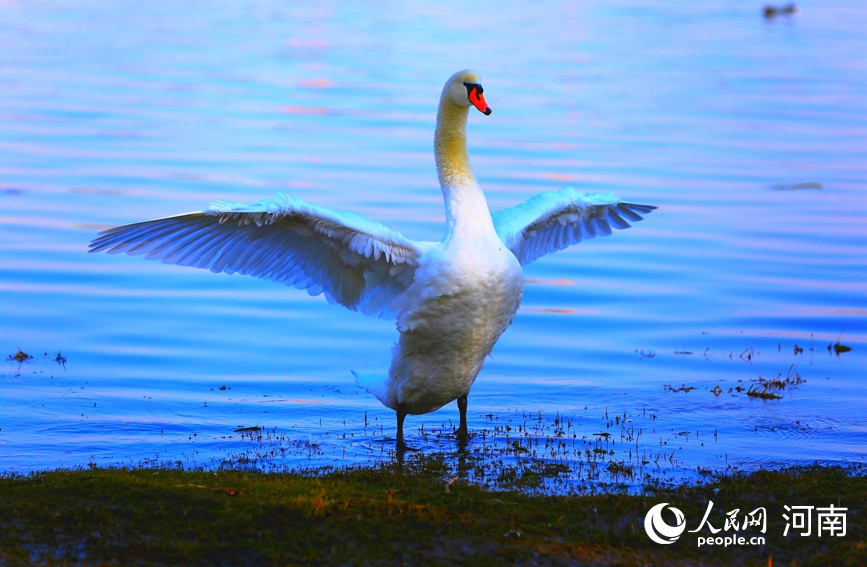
[1,0,865,489]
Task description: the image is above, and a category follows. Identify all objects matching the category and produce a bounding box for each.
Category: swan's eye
[463,82,483,96]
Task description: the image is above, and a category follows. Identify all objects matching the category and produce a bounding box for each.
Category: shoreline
[2,458,864,566]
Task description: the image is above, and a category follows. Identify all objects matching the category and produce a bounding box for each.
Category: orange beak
[469,87,492,115]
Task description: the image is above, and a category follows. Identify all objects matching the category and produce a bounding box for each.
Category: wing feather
[492,186,656,266]
[90,193,427,318]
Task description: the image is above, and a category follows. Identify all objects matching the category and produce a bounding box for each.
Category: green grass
[1,457,865,566]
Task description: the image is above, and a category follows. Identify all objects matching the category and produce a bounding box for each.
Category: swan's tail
[351,370,390,407]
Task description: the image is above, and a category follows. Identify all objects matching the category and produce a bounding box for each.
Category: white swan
[89,70,656,450]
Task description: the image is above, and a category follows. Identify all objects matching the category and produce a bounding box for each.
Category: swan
[89,70,656,451]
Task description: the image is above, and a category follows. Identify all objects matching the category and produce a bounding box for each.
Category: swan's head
[445,69,492,116]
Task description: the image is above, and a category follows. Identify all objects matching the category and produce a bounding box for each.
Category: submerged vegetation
[7,348,32,363]
[0,460,864,566]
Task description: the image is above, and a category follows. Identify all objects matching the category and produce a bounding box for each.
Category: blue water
[1,0,865,488]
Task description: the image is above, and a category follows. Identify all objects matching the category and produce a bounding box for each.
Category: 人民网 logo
[643,500,846,547]
[644,502,686,545]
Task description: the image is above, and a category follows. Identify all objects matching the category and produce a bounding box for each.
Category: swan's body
[369,216,524,416]
[90,70,656,450]
[358,73,524,420]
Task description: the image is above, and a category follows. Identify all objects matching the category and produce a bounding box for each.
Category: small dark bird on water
[763,3,797,18]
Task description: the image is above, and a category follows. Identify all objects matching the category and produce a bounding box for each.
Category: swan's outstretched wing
[89,193,430,318]
[492,187,656,266]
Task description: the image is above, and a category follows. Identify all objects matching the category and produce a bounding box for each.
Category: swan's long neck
[435,90,495,242]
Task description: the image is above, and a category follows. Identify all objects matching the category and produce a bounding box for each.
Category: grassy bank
[1,456,864,566]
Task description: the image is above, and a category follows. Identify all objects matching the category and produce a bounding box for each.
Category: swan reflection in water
[90,70,656,451]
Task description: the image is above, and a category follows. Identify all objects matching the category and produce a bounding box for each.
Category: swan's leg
[396,403,408,451]
[457,393,469,442]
